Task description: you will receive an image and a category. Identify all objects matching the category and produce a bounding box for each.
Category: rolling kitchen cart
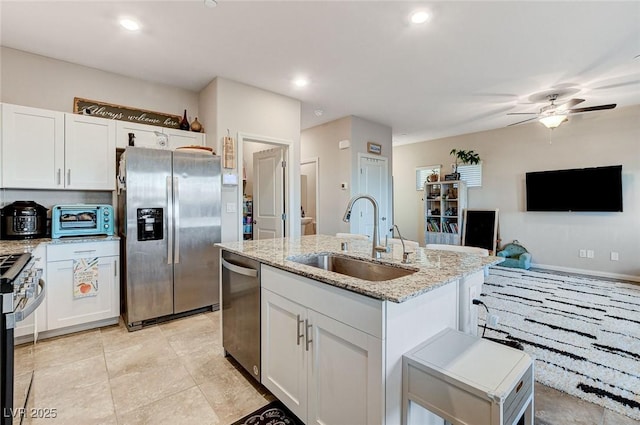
[402,328,533,425]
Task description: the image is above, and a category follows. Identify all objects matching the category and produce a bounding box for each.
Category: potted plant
[449,149,480,179]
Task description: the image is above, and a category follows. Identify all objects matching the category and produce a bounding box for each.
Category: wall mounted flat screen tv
[526,165,623,212]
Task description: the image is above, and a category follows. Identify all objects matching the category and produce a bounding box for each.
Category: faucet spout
[342,194,386,258]
[393,224,410,263]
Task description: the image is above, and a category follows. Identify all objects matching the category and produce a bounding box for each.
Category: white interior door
[356,155,389,240]
[253,147,285,240]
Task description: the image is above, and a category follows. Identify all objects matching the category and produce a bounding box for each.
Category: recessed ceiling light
[120,18,140,31]
[314,109,324,117]
[204,0,217,8]
[293,77,309,88]
[410,10,430,24]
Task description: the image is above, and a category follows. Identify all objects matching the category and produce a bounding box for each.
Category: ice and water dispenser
[137,208,163,241]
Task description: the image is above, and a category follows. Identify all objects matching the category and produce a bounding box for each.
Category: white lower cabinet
[261,265,384,425]
[46,241,120,332]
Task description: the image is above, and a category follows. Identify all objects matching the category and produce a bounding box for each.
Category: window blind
[458,163,482,187]
[416,165,441,190]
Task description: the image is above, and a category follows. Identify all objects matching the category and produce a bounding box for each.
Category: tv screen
[526,165,623,212]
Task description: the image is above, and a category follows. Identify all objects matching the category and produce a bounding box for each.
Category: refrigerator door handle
[167,176,173,265]
[174,176,180,264]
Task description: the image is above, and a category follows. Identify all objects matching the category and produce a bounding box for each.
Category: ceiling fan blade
[506,112,538,115]
[567,104,616,114]
[556,98,585,111]
[507,117,538,126]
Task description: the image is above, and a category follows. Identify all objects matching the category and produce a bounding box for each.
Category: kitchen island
[218,234,503,425]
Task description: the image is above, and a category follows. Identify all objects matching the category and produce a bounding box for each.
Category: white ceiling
[1,1,639,145]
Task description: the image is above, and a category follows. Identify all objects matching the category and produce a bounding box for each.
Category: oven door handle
[7,279,46,329]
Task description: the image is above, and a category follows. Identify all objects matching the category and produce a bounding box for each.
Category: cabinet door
[64,113,116,190]
[46,255,119,331]
[261,289,308,421]
[164,127,204,149]
[115,121,168,149]
[1,104,64,188]
[307,310,383,425]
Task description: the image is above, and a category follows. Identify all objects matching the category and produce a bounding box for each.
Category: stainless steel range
[0,253,45,425]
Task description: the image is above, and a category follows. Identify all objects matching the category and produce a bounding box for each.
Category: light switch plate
[226,203,237,213]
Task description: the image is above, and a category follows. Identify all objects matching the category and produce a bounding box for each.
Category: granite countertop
[217,234,503,303]
[0,235,120,255]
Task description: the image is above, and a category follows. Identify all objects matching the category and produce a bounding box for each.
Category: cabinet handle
[57,169,61,185]
[296,314,304,346]
[305,319,313,351]
[73,249,97,254]
[67,169,71,185]
[114,259,117,277]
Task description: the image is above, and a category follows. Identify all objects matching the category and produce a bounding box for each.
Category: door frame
[300,157,320,234]
[237,132,294,241]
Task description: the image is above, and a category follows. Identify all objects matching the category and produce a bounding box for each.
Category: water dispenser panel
[137,208,163,241]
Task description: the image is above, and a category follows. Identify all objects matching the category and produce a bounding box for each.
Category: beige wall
[301,117,352,236]
[200,77,301,242]
[393,105,640,279]
[0,47,199,121]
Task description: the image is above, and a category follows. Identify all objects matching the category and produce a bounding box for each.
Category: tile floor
[17,311,639,425]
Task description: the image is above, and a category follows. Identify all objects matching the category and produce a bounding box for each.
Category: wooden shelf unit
[424,180,467,245]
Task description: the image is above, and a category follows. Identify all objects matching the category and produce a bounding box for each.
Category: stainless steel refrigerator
[118,147,221,331]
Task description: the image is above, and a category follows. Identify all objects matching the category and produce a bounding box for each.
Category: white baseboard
[526,262,640,283]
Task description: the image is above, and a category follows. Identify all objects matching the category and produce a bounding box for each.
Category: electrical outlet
[579,249,586,258]
[611,251,619,261]
[226,202,236,213]
[587,249,594,259]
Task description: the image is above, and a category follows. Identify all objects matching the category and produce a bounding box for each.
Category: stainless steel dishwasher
[221,250,261,382]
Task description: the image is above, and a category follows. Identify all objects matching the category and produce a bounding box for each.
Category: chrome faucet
[393,224,411,264]
[342,194,389,259]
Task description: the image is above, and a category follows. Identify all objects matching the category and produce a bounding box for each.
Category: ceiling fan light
[539,114,567,129]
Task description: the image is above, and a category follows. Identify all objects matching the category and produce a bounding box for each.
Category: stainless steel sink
[287,253,417,281]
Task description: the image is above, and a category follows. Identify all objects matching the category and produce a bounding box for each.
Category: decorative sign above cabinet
[73,97,182,129]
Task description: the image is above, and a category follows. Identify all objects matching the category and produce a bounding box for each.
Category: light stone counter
[0,235,120,255]
[217,234,503,303]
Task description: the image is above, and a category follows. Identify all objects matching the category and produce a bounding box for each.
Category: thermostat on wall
[222,173,239,186]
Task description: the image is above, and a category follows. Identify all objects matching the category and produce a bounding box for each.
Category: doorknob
[252,219,257,224]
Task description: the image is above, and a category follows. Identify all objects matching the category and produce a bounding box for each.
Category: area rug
[479,266,640,420]
[231,400,304,425]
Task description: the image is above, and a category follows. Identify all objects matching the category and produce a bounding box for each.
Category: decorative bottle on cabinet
[190,117,202,132]
[179,110,190,131]
[424,180,467,245]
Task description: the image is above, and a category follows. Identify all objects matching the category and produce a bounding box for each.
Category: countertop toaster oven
[51,204,114,238]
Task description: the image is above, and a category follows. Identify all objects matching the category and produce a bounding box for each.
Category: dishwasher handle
[222,258,258,277]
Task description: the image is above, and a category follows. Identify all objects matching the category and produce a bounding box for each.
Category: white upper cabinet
[116,121,167,149]
[1,104,116,190]
[115,121,205,150]
[64,113,116,190]
[1,103,65,189]
[164,127,206,150]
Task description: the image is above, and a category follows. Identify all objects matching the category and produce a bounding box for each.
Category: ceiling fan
[507,94,616,129]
